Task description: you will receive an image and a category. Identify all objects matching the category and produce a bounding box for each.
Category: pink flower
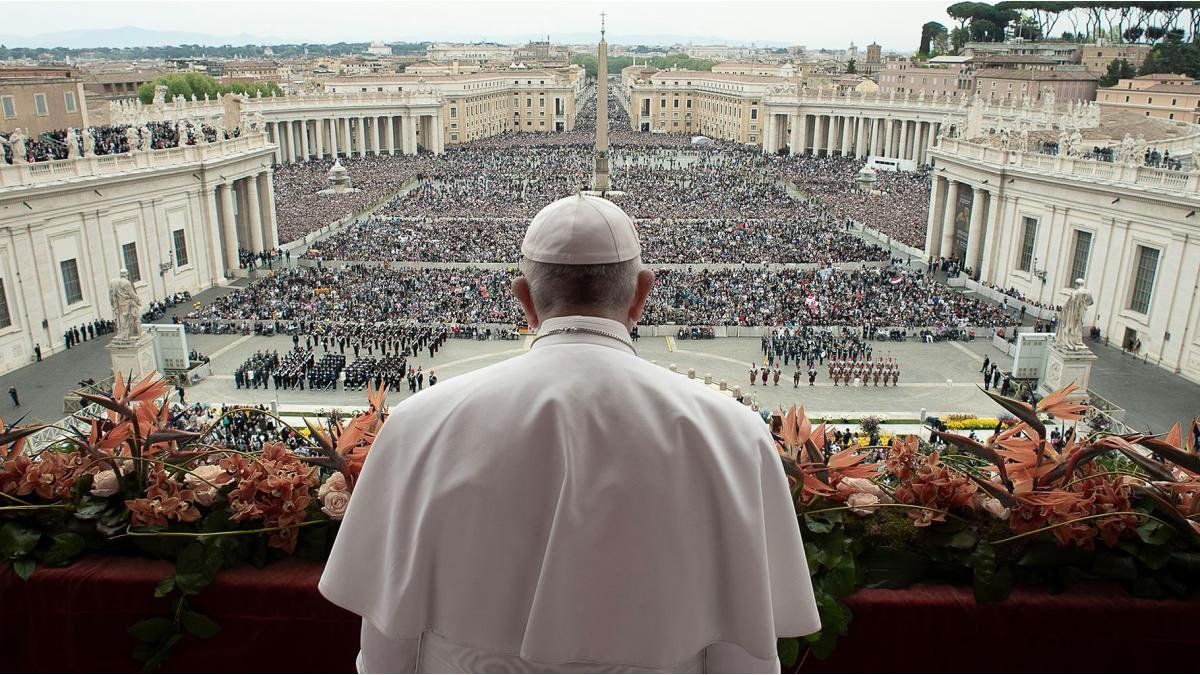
[90,469,120,497]
[185,464,233,507]
[973,494,1012,520]
[318,471,348,500]
[320,488,350,520]
[846,492,881,516]
[837,476,887,499]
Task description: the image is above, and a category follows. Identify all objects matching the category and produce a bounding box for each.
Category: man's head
[513,194,654,329]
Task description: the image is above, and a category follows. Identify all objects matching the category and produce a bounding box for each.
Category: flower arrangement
[3,372,1199,670]
[943,416,1001,430]
[0,371,390,669]
[773,383,1200,666]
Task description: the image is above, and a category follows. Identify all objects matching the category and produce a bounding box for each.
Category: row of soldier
[828,357,901,387]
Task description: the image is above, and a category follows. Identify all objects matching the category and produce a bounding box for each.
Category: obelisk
[592,12,611,192]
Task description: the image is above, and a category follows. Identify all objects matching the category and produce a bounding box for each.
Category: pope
[320,193,820,673]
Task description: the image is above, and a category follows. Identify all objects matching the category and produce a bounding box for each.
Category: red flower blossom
[125,467,202,528]
[220,443,319,552]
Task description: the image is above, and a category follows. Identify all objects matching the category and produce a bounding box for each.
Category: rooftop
[973,68,1099,81]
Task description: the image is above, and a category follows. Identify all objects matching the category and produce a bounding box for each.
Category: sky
[0,0,954,51]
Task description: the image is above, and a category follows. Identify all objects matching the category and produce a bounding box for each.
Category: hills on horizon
[0,26,797,51]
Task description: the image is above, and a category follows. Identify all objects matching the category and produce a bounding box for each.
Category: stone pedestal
[1040,343,1098,400]
[106,333,158,380]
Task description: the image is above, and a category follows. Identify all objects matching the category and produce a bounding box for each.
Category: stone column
[219,181,239,274]
[280,120,292,163]
[966,186,987,274]
[258,171,278,251]
[925,176,947,256]
[243,176,264,253]
[268,122,281,163]
[899,120,910,160]
[762,113,775,154]
[358,117,368,156]
[883,119,894,157]
[979,191,1004,281]
[385,116,396,155]
[300,120,311,161]
[403,115,417,154]
[855,117,867,157]
[915,122,926,165]
[315,119,324,159]
[329,118,339,157]
[790,113,805,155]
[874,118,885,155]
[825,115,837,155]
[940,180,959,257]
[205,186,225,282]
[841,115,853,156]
[433,113,445,153]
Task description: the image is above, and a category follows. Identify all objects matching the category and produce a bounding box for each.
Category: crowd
[771,154,932,249]
[2,121,241,164]
[185,264,1015,330]
[171,402,309,453]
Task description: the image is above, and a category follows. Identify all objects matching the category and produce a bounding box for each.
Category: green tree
[137,73,281,104]
[846,59,857,74]
[919,21,948,55]
[1098,58,1136,87]
[950,26,971,53]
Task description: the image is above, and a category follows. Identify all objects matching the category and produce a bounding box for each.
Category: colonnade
[206,169,278,278]
[763,112,942,165]
[925,175,1003,278]
[265,113,444,164]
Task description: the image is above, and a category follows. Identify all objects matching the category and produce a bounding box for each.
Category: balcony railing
[0,133,274,189]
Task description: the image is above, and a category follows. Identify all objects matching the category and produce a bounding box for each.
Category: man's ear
[627,269,656,326]
[513,276,540,330]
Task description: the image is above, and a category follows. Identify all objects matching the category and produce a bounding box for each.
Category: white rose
[846,492,880,516]
[839,476,888,499]
[318,471,348,500]
[90,469,119,497]
[321,489,350,521]
[981,497,1011,520]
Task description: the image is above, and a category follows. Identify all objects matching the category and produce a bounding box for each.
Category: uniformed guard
[322,194,819,672]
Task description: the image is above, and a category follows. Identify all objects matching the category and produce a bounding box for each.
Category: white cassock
[320,315,820,673]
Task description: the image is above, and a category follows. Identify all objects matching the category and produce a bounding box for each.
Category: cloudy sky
[2,0,954,50]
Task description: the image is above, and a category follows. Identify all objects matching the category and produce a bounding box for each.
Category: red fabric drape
[2,556,1197,673]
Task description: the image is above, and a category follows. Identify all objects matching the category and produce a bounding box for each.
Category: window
[0,279,10,328]
[34,93,48,116]
[64,91,77,113]
[1129,245,1159,314]
[450,107,457,118]
[1069,230,1092,284]
[60,259,83,305]
[1017,217,1037,272]
[121,242,141,282]
[750,108,758,120]
[1172,98,1178,105]
[1148,97,1153,104]
[173,229,189,267]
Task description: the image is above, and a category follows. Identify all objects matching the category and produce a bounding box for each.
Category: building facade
[973,68,1098,103]
[0,133,277,372]
[878,57,973,99]
[1098,74,1200,124]
[1081,43,1153,74]
[927,137,1200,383]
[0,66,89,135]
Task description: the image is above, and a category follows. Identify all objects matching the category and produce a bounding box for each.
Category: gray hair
[519,258,641,315]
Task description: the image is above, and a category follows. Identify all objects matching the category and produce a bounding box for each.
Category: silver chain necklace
[529,326,636,354]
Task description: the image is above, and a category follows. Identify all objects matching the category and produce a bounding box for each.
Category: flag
[888,274,904,285]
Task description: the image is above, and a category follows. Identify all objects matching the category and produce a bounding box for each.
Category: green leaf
[74,496,109,520]
[144,633,182,671]
[153,576,176,598]
[970,542,1013,602]
[823,555,857,598]
[12,557,36,581]
[128,617,175,644]
[804,514,836,534]
[1137,520,1173,546]
[1169,551,1200,573]
[860,547,928,589]
[804,541,825,572]
[1130,576,1166,599]
[181,610,221,639]
[1091,552,1138,582]
[0,522,41,559]
[777,638,800,668]
[174,541,222,595]
[1017,542,1092,568]
[41,533,85,567]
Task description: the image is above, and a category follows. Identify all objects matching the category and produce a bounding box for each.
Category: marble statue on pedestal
[125,126,140,153]
[65,128,80,159]
[109,269,143,341]
[4,128,28,164]
[1056,279,1093,351]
